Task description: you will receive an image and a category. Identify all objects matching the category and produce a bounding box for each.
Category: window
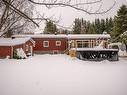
[56,41,61,46]
[77,41,82,48]
[43,41,49,47]
[82,41,89,48]
[26,45,29,51]
[91,40,95,48]
[77,40,90,48]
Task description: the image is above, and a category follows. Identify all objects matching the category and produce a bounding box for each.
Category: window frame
[56,41,61,46]
[77,40,90,48]
[43,41,49,47]
[26,44,29,51]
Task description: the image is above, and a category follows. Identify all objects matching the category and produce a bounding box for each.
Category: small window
[43,41,49,47]
[26,45,29,51]
[56,41,61,46]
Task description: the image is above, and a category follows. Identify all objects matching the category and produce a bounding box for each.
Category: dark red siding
[0,46,12,58]
[33,38,67,53]
[13,40,34,56]
[25,40,34,55]
[0,40,34,58]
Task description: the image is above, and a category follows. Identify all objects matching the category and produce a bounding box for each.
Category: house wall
[33,38,67,54]
[25,40,34,55]
[13,40,34,56]
[69,38,109,48]
[0,46,12,58]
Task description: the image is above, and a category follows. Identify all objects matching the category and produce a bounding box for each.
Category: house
[12,33,111,54]
[0,37,35,58]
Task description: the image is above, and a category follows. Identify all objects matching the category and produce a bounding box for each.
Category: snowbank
[119,50,127,57]
[0,54,127,95]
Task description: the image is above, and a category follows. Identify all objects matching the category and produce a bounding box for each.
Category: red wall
[13,40,34,55]
[0,40,34,58]
[33,38,67,52]
[0,46,12,58]
[25,40,34,55]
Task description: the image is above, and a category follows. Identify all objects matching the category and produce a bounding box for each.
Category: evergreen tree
[95,19,101,34]
[100,19,105,33]
[88,22,96,34]
[82,20,87,34]
[113,5,127,42]
[108,17,114,34]
[86,21,92,34]
[72,17,114,34]
[73,18,81,34]
[44,20,57,34]
[105,18,109,33]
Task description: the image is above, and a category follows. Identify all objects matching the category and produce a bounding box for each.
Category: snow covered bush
[13,48,27,59]
[13,49,20,59]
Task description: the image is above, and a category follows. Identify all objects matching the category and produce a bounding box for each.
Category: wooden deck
[76,48,119,61]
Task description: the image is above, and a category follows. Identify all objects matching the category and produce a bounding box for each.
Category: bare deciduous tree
[0,0,36,37]
[28,0,116,14]
[28,0,116,31]
[0,0,116,36]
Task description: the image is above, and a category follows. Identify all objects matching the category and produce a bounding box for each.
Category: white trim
[26,45,29,51]
[53,50,59,54]
[43,41,49,47]
[11,46,13,58]
[30,46,33,56]
[30,39,35,47]
[90,40,95,48]
[56,41,61,46]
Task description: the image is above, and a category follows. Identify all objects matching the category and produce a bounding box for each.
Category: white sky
[33,0,127,33]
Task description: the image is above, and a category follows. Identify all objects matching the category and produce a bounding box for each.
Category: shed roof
[0,37,34,46]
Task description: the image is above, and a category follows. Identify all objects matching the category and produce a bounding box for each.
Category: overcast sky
[34,0,127,33]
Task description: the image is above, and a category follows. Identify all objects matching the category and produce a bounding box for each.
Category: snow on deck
[0,54,127,95]
[0,37,32,46]
[13,34,111,39]
[75,48,118,51]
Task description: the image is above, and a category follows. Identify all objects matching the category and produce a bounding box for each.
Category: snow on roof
[13,34,67,38]
[67,34,111,39]
[13,34,111,39]
[0,37,33,46]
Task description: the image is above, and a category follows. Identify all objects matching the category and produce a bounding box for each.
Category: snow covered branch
[28,0,116,14]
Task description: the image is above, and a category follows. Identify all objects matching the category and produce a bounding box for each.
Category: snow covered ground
[0,54,127,95]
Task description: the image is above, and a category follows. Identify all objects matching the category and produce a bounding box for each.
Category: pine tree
[95,19,101,34]
[105,18,109,33]
[88,22,96,34]
[44,20,57,34]
[108,17,114,33]
[113,5,127,42]
[100,19,105,33]
[73,18,81,34]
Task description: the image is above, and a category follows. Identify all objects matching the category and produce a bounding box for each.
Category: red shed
[31,35,68,54]
[0,37,35,58]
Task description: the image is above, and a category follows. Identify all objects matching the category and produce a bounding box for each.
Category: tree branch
[2,0,39,27]
[28,0,116,14]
